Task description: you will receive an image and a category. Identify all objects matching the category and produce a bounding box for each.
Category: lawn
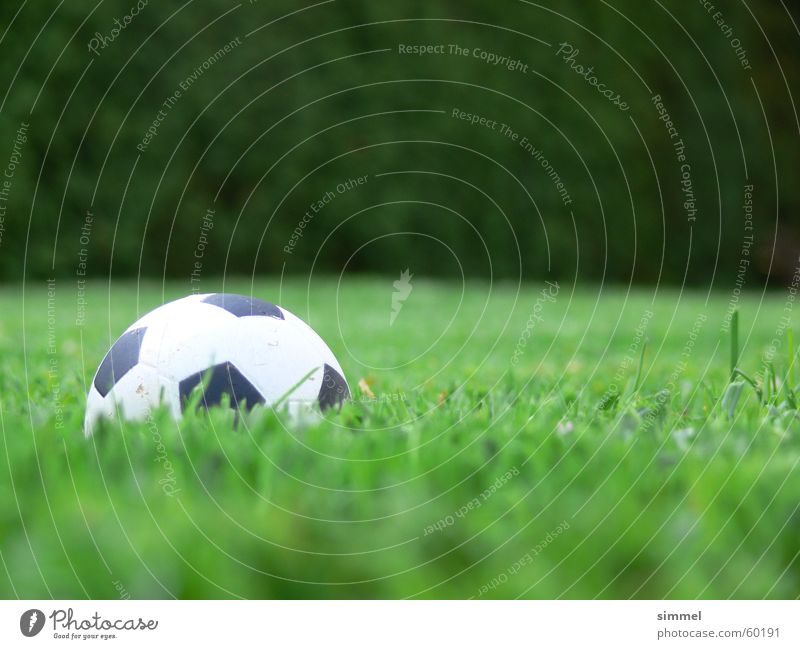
[1,277,798,598]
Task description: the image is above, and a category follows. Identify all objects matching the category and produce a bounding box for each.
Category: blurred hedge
[0,0,797,284]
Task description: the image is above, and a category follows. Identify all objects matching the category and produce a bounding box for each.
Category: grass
[1,276,799,598]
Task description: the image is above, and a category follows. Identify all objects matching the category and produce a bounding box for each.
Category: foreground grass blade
[730,309,739,382]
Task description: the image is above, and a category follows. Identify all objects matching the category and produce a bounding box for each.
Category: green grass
[1,277,799,598]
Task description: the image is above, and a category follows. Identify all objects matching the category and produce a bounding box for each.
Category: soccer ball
[84,293,350,436]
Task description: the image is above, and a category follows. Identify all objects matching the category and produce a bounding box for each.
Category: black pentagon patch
[202,293,283,319]
[179,361,265,412]
[318,364,350,411]
[94,327,147,397]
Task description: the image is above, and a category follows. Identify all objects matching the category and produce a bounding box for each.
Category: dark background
[1,0,798,285]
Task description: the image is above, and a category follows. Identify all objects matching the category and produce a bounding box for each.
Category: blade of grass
[730,309,739,382]
[733,367,762,403]
[271,366,321,411]
[633,338,648,394]
[769,362,778,403]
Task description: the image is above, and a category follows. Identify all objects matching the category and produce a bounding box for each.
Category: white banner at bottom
[0,600,796,647]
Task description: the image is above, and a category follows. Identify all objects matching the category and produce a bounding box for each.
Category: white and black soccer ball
[84,293,349,436]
